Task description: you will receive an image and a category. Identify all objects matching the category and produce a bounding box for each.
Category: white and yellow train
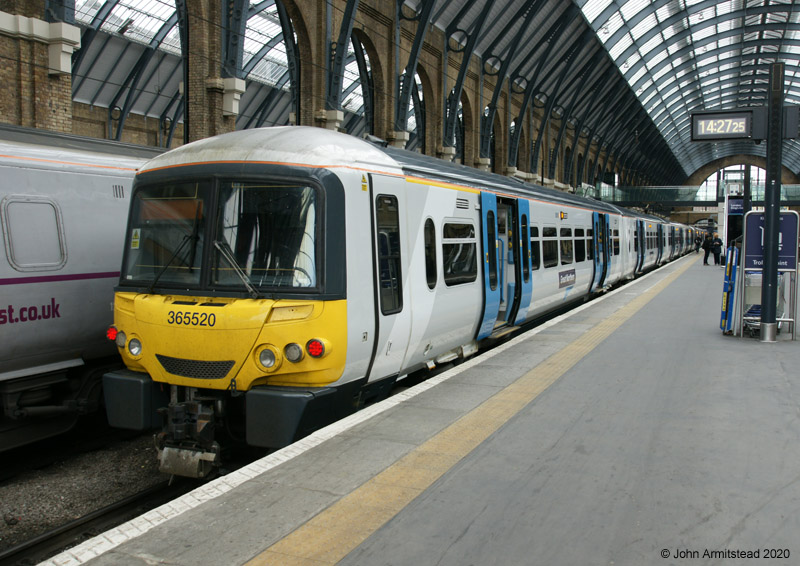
[103,126,696,477]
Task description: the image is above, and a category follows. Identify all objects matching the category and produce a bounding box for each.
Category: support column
[0,11,79,132]
[186,0,235,142]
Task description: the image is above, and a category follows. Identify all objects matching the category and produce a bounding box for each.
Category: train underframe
[1,362,114,451]
[104,368,387,478]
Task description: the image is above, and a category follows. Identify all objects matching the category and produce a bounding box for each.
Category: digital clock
[691,112,752,140]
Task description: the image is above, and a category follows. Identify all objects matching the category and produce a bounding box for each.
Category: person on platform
[694,235,702,253]
[711,233,724,265]
[702,234,712,265]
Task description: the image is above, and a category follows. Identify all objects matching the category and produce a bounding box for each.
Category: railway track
[0,479,195,566]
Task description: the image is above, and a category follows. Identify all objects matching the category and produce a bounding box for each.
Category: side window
[520,214,530,282]
[542,226,558,268]
[376,195,402,314]
[530,225,540,271]
[443,222,477,286]
[613,229,620,256]
[486,211,498,290]
[574,228,585,263]
[560,227,573,265]
[1,196,66,271]
[424,218,436,290]
[586,228,594,260]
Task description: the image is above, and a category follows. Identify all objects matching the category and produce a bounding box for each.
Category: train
[101,126,696,477]
[0,125,161,450]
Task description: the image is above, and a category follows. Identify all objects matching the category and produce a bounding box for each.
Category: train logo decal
[558,269,576,288]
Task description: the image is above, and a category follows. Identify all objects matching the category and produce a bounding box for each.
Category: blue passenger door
[513,199,533,325]
[656,224,664,264]
[635,219,645,273]
[477,192,500,340]
[591,212,610,291]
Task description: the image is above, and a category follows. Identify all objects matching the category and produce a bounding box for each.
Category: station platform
[45,253,800,566]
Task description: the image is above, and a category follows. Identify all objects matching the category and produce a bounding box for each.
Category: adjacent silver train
[0,125,161,450]
[102,126,695,477]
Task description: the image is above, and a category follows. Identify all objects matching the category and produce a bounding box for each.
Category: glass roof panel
[580,0,614,25]
[75,0,176,48]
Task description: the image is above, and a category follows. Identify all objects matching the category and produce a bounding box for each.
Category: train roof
[0,123,164,161]
[135,126,676,224]
[377,142,621,215]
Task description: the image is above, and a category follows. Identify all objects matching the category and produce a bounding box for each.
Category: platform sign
[728,197,744,215]
[743,211,799,270]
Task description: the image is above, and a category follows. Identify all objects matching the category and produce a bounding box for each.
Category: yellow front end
[112,292,347,390]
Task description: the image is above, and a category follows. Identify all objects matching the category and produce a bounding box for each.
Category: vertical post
[761,62,784,342]
[743,165,751,215]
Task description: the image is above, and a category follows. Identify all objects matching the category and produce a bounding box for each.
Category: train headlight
[306,339,325,358]
[115,331,127,348]
[255,345,281,372]
[128,338,142,357]
[106,326,118,341]
[260,348,276,368]
[284,343,304,363]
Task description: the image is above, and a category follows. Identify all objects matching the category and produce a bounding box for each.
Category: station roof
[68,0,800,184]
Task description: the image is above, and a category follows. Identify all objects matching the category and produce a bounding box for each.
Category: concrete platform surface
[43,254,800,566]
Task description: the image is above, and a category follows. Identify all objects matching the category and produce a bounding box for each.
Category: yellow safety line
[245,257,696,566]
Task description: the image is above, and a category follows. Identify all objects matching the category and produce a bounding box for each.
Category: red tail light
[106,326,118,341]
[306,339,325,358]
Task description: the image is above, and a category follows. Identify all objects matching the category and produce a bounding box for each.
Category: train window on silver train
[376,195,402,314]
[586,229,594,261]
[613,229,620,256]
[560,228,573,265]
[520,214,530,282]
[542,226,558,268]
[424,218,437,290]
[530,226,540,271]
[574,228,585,262]
[2,197,66,271]
[442,222,477,286]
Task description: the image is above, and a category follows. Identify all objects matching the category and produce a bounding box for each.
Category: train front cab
[102,162,359,477]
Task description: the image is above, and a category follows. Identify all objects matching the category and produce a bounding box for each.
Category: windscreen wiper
[148,204,201,293]
[148,233,195,294]
[214,240,259,298]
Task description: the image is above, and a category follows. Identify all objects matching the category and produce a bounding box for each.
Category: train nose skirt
[155,355,235,380]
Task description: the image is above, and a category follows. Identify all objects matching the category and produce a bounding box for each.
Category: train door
[367,178,412,381]
[635,219,645,273]
[476,192,500,340]
[513,199,533,325]
[591,212,610,290]
[656,224,664,264]
[496,198,521,324]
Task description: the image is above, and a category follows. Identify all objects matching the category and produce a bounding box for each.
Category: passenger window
[376,195,402,314]
[574,228,585,263]
[542,226,558,268]
[560,227,573,265]
[486,211,498,291]
[586,229,593,260]
[2,197,66,271]
[424,218,436,290]
[530,225,540,271]
[443,222,477,286]
[613,229,620,256]
[520,214,530,282]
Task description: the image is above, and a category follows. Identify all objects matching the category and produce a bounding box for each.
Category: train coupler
[156,399,220,478]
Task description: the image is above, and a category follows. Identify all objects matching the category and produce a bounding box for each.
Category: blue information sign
[743,211,799,270]
[728,197,744,215]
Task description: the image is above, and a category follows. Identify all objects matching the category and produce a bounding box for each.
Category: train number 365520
[167,311,217,327]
